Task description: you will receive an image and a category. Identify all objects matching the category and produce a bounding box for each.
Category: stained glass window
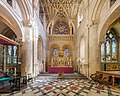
[106,39,111,62]
[101,42,105,62]
[100,29,118,62]
[53,48,58,57]
[54,22,68,34]
[112,38,117,62]
[64,48,69,57]
[13,46,17,63]
[7,45,18,64]
[7,46,12,63]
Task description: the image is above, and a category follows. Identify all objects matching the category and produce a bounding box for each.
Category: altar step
[38,72,88,79]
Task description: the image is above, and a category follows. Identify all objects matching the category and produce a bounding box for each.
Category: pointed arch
[98,2,120,42]
[50,44,60,57]
[17,0,32,20]
[0,1,23,40]
[91,0,105,23]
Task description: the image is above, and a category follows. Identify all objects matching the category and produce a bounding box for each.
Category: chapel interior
[0,0,120,96]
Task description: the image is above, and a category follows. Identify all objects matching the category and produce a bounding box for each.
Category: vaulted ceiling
[39,0,82,25]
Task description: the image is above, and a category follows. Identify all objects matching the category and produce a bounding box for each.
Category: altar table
[48,66,74,73]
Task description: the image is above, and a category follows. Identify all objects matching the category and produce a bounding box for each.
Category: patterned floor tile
[1,73,120,96]
[67,92,76,96]
[13,92,22,96]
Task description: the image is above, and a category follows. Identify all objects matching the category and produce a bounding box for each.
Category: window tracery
[7,45,18,64]
[53,48,58,57]
[101,29,118,62]
[64,48,69,57]
[53,22,68,34]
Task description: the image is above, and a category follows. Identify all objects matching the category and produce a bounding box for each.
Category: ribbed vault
[39,0,82,26]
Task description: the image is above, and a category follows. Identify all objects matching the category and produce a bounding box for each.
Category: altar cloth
[48,66,74,73]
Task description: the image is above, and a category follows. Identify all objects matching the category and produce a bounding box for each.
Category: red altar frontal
[48,66,74,73]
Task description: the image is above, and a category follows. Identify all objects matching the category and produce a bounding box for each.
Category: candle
[14,67,16,74]
[70,57,71,63]
[7,69,9,72]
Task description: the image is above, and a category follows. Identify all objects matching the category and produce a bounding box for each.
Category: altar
[48,66,74,73]
[48,49,73,73]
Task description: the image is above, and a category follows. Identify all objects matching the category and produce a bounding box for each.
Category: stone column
[51,22,54,35]
[88,23,100,76]
[47,48,50,71]
[42,58,46,72]
[21,19,33,76]
[69,24,72,35]
[3,45,7,72]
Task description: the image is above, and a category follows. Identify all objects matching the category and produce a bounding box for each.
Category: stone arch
[0,2,23,40]
[98,3,120,42]
[50,44,60,57]
[91,0,105,23]
[16,0,32,20]
[62,44,72,57]
[0,17,22,39]
[69,21,75,35]
[47,22,52,34]
[62,44,72,51]
[78,0,85,20]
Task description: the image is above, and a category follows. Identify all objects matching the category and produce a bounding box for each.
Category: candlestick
[14,67,16,75]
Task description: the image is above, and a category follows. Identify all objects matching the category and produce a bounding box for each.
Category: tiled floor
[0,73,120,96]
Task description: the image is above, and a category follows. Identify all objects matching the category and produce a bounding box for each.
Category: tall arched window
[100,29,118,62]
[7,45,18,64]
[53,48,58,57]
[64,48,69,57]
[101,42,105,62]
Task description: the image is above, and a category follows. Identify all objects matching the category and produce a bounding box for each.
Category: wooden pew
[96,71,120,87]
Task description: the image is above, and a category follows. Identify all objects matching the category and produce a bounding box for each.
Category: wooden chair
[96,75,110,90]
[90,72,103,84]
[58,72,64,79]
